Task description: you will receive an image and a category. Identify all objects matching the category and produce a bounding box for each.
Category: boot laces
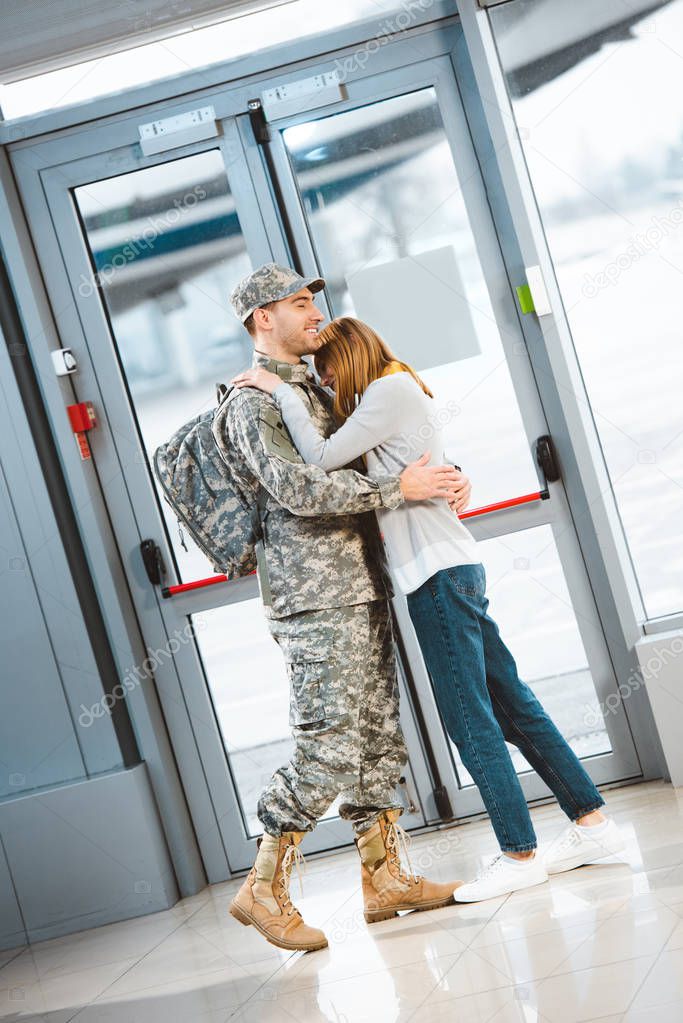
[278,842,306,916]
[386,819,420,884]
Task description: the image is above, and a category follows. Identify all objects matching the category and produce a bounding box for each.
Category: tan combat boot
[357,809,463,923]
[229,831,328,952]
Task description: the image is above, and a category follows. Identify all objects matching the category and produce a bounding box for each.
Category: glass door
[242,47,642,821]
[16,22,644,876]
[29,114,427,873]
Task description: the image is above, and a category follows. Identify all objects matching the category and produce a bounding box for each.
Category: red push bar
[162,574,227,598]
[161,570,256,598]
[460,488,548,520]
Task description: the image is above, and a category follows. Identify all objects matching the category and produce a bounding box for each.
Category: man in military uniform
[224,263,468,952]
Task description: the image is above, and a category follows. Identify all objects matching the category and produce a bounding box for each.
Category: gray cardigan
[272,371,480,594]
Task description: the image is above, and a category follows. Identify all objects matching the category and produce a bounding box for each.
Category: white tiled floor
[2,779,683,1022]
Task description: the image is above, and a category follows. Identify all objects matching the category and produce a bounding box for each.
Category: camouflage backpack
[153,385,262,577]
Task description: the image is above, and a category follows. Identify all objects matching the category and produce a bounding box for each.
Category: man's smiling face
[267,287,325,358]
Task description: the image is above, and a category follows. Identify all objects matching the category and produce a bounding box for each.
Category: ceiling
[0,0,296,84]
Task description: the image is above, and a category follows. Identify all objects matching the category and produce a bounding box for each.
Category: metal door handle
[140,540,167,586]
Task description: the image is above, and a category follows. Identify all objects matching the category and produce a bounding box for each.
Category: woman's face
[314,357,336,391]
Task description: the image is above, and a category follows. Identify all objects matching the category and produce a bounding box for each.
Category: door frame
[243,47,644,812]
[25,115,433,872]
[452,0,665,781]
[9,18,474,879]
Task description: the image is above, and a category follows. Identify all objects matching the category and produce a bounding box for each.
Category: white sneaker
[542,817,625,874]
[453,852,548,903]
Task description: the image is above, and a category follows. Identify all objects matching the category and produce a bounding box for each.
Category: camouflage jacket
[224,353,404,618]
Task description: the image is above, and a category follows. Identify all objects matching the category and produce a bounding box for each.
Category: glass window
[0,1,423,119]
[74,150,253,581]
[284,88,542,510]
[490,0,683,620]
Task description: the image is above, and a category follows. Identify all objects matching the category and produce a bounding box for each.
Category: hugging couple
[224,262,625,953]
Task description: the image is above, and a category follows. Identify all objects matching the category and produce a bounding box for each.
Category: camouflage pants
[258,599,408,836]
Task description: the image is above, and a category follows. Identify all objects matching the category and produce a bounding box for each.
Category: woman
[232,316,626,901]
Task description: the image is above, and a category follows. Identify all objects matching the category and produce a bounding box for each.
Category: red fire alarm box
[66,401,97,460]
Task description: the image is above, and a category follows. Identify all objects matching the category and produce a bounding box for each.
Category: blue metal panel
[0,289,126,783]
[0,458,86,797]
[0,764,178,947]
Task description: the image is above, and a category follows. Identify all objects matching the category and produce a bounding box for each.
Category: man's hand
[448,470,472,515]
[400,453,463,502]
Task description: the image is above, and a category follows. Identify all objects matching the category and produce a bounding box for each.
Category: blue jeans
[407,562,605,852]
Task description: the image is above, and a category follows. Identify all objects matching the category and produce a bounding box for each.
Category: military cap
[230,262,325,323]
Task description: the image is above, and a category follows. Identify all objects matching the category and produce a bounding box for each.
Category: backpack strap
[216,381,231,405]
[256,484,269,515]
[216,381,270,529]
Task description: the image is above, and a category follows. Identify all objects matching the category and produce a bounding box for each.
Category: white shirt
[272,371,481,594]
